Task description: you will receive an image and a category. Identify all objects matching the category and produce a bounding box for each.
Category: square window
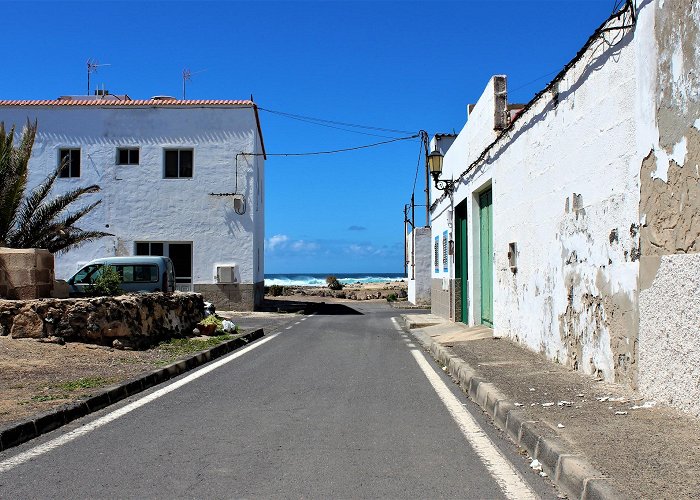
[118,148,139,165]
[164,149,193,178]
[59,149,80,178]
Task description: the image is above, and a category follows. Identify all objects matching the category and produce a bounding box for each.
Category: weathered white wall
[408,227,431,305]
[639,253,700,416]
[0,105,264,286]
[430,4,652,386]
[428,0,700,415]
[636,0,700,415]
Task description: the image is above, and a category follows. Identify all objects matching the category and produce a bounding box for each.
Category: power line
[242,134,419,157]
[430,0,637,211]
[258,106,415,135]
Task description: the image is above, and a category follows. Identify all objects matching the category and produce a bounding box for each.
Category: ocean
[264,273,406,287]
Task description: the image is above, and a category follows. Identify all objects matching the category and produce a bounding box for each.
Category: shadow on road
[259,298,363,315]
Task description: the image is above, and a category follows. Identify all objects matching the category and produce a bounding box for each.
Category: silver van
[68,256,176,296]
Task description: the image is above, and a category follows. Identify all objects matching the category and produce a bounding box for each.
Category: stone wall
[194,282,263,311]
[0,292,204,348]
[0,248,54,300]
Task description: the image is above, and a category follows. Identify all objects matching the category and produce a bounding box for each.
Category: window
[117,148,139,165]
[119,265,158,283]
[442,231,449,272]
[434,236,440,273]
[164,149,193,178]
[59,149,80,178]
[136,242,163,256]
[136,241,192,291]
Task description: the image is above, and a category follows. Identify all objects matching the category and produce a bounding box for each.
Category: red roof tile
[0,99,254,107]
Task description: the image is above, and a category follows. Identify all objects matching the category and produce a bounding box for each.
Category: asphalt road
[0,302,558,499]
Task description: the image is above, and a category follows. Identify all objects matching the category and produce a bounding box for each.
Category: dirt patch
[0,337,184,427]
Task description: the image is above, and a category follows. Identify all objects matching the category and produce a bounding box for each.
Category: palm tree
[0,121,110,254]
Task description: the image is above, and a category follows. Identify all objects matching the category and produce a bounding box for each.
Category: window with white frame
[59,148,80,178]
[117,147,139,165]
[163,149,193,178]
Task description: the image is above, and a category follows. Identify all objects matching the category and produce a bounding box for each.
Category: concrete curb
[403,318,621,500]
[0,328,264,453]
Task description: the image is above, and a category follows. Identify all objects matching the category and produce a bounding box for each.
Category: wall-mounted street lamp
[427,146,454,194]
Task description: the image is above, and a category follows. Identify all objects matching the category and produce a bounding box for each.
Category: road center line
[0,332,280,474]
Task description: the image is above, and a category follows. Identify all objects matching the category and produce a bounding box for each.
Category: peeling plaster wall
[637,0,700,415]
[426,0,699,408]
[0,106,264,295]
[431,6,650,384]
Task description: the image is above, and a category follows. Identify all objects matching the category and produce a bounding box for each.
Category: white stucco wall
[639,253,700,416]
[408,227,431,305]
[0,104,264,286]
[430,4,655,384]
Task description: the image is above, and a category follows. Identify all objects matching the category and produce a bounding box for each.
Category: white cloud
[267,234,289,251]
[266,234,320,254]
[291,240,319,252]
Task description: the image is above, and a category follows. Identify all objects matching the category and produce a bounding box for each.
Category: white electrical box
[216,265,237,283]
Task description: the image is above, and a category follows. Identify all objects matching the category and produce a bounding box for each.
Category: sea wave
[264,275,405,287]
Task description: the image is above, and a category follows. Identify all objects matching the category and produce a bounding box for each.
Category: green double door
[479,189,494,327]
[455,201,469,324]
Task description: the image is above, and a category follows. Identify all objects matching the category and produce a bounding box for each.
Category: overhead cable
[430,0,637,211]
[241,134,419,157]
[258,107,415,135]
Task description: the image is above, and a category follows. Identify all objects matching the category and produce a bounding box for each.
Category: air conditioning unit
[216,265,237,283]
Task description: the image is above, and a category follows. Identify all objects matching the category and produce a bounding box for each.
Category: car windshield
[72,264,104,284]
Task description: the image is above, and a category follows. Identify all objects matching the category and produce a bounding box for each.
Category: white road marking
[410,350,538,500]
[0,333,280,473]
[294,322,301,325]
[285,326,293,330]
[390,318,537,498]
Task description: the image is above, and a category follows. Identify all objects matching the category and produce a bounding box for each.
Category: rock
[11,308,44,338]
[39,335,65,345]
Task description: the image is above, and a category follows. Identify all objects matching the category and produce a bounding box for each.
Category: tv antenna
[182,68,207,99]
[87,58,111,96]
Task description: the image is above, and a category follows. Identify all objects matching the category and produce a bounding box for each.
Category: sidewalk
[401,314,700,500]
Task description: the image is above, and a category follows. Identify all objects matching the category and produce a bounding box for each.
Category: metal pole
[420,130,431,227]
[403,205,408,277]
[411,193,415,232]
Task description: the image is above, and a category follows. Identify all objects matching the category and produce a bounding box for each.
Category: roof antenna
[182,68,207,100]
[87,58,110,96]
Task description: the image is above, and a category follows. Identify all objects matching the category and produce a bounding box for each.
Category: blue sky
[2,1,617,274]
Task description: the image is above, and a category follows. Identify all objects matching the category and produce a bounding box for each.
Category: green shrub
[386,293,398,302]
[91,265,122,296]
[268,284,284,296]
[200,315,223,330]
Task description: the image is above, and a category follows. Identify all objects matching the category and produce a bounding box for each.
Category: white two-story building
[0,94,266,310]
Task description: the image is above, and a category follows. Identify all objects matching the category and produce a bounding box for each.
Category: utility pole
[420,130,431,227]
